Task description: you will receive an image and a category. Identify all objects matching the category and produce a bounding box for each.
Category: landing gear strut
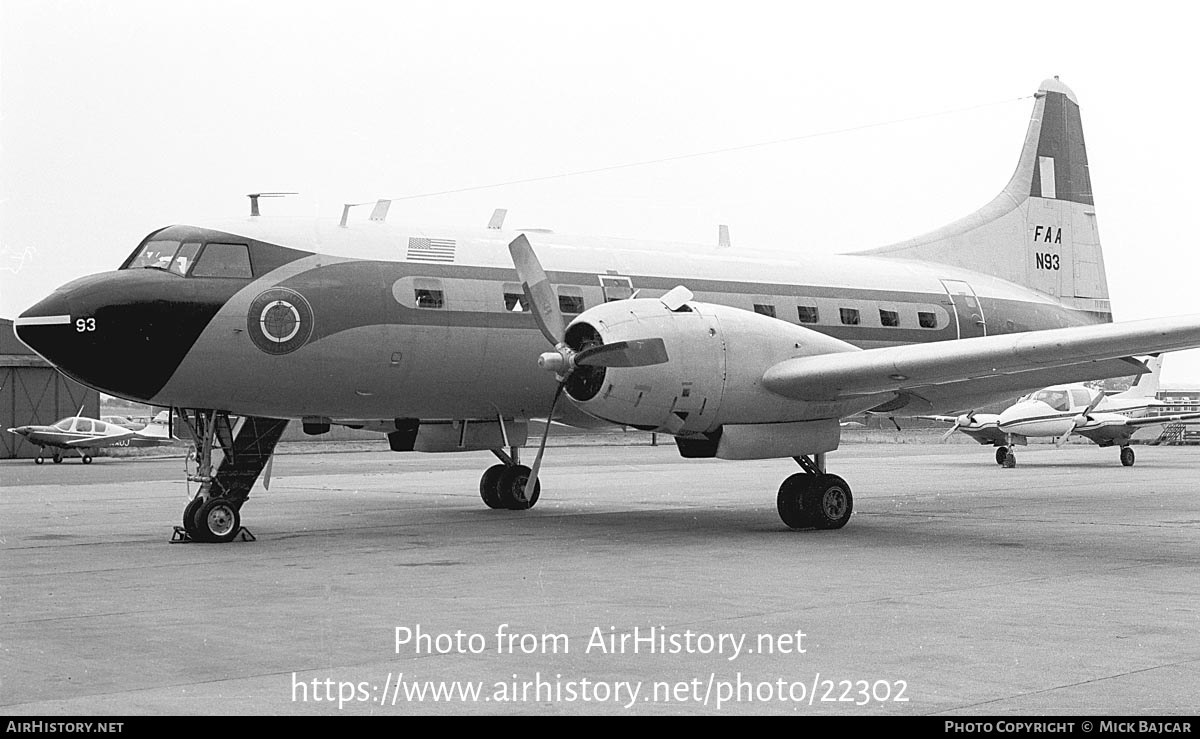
[1000,436,1017,468]
[480,448,541,510]
[172,409,287,543]
[776,454,853,530]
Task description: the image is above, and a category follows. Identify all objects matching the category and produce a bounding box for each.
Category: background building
[1,318,100,459]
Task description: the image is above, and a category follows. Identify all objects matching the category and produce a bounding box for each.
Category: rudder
[859,78,1111,322]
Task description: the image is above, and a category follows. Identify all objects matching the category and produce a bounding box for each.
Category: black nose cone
[16,271,237,401]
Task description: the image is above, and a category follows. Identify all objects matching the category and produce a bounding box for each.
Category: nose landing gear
[171,410,287,543]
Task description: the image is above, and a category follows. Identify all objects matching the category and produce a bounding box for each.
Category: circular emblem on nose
[247,288,314,354]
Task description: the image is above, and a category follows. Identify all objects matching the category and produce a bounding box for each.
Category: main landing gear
[776,454,854,530]
[1120,446,1135,467]
[997,446,1016,468]
[479,448,541,510]
[173,410,288,543]
[34,449,88,464]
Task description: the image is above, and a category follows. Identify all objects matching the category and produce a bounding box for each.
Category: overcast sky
[3,0,1199,385]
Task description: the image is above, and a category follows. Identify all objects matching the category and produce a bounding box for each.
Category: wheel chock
[169,525,257,543]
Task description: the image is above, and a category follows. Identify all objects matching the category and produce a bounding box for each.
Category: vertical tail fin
[859,78,1111,322]
[1118,355,1165,399]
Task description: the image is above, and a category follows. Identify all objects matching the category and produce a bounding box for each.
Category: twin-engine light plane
[929,355,1200,466]
[13,78,1200,541]
[7,414,179,464]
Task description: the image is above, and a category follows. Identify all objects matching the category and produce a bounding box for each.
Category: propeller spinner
[507,234,671,506]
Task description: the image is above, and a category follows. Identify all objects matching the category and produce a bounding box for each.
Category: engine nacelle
[561,297,862,436]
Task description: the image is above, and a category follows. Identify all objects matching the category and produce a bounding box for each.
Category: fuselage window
[94,421,108,433]
[1033,389,1070,411]
[918,311,938,329]
[879,309,899,327]
[127,239,182,270]
[558,288,585,315]
[76,419,93,433]
[797,305,819,323]
[502,283,528,312]
[839,307,860,326]
[753,304,777,318]
[414,289,445,309]
[191,243,252,278]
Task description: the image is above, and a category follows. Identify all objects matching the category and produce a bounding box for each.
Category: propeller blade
[1054,429,1072,448]
[509,234,566,345]
[574,338,670,368]
[523,380,566,505]
[1082,388,1105,418]
[940,423,961,443]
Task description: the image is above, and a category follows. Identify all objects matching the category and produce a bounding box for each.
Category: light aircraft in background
[928,355,1200,467]
[7,413,180,464]
[13,78,1200,541]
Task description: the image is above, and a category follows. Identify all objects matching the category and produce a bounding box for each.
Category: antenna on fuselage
[340,199,393,227]
[488,209,508,229]
[247,192,297,216]
[718,224,731,249]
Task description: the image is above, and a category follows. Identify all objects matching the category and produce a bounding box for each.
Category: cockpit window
[171,242,202,276]
[128,239,182,270]
[54,419,74,431]
[191,243,252,278]
[1032,389,1070,411]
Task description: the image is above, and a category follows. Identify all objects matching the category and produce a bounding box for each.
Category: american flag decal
[407,237,457,262]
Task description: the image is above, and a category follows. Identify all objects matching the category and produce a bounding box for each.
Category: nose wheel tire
[182,497,204,537]
[81,454,92,464]
[52,454,63,464]
[193,498,241,543]
[35,454,44,465]
[1120,447,1135,467]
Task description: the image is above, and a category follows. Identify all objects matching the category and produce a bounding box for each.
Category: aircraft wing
[64,430,136,447]
[762,314,1200,415]
[1076,412,1200,446]
[921,414,1011,446]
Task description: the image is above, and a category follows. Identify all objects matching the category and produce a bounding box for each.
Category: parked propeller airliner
[14,78,1200,541]
[928,355,1200,466]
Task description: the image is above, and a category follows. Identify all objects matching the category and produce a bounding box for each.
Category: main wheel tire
[52,455,63,464]
[1002,450,1017,468]
[803,474,854,530]
[497,465,540,510]
[81,454,93,464]
[995,446,1008,466]
[777,473,813,529]
[1120,447,1135,466]
[479,464,508,509]
[183,496,205,537]
[196,497,241,543]
[35,455,44,465]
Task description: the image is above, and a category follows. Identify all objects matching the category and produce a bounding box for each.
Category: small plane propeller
[1054,389,1106,448]
[940,411,977,443]
[508,234,670,506]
